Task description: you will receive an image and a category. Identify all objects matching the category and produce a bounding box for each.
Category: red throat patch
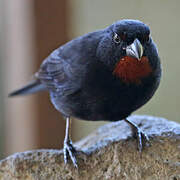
[113,56,152,84]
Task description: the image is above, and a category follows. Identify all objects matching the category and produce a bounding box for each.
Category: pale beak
[126,38,143,60]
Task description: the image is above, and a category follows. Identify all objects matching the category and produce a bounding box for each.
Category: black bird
[9,19,161,167]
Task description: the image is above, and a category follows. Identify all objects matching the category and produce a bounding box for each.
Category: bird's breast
[113,56,153,84]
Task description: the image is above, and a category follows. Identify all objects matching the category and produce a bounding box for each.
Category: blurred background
[0,0,180,159]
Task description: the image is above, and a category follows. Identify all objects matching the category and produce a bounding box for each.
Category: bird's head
[96,19,160,84]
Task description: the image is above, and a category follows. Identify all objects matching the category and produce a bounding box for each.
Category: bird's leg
[63,117,78,168]
[124,118,149,152]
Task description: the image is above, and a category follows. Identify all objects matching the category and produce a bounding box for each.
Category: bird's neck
[113,56,152,84]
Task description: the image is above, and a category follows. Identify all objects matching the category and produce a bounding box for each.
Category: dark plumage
[9,19,161,167]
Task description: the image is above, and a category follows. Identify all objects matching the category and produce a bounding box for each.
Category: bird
[9,19,161,168]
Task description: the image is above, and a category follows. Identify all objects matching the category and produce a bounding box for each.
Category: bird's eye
[113,33,121,44]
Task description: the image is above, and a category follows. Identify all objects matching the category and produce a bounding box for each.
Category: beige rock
[0,115,180,180]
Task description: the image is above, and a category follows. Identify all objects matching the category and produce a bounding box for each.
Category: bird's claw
[133,125,150,152]
[63,140,78,168]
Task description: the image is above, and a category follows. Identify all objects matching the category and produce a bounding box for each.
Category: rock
[0,115,180,180]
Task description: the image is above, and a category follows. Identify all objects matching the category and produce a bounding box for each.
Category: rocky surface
[0,115,180,180]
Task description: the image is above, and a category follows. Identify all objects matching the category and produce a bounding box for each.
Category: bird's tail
[8,80,46,97]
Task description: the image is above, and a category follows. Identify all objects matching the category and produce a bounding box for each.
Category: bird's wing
[36,48,81,95]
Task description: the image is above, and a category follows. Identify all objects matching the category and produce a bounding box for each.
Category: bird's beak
[126,38,143,60]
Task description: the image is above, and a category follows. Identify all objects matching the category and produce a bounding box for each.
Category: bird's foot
[63,140,78,168]
[132,124,149,152]
[125,119,149,152]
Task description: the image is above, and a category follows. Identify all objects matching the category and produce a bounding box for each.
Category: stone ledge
[0,115,180,180]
